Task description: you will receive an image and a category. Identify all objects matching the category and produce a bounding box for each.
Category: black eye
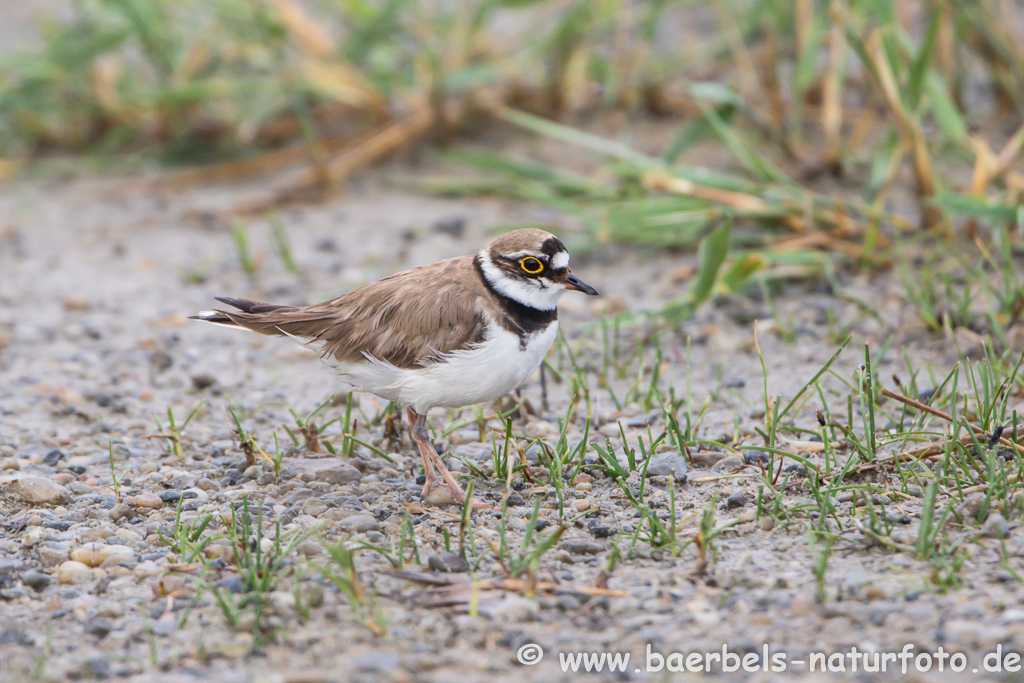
[520,257,544,274]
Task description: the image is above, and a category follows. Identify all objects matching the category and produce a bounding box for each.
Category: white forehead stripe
[503,250,543,261]
[498,250,570,269]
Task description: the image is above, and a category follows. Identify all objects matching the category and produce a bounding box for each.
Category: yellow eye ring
[520,257,544,274]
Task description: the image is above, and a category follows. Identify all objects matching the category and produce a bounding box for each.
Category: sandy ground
[0,153,1022,683]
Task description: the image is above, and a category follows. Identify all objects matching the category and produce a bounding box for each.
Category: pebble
[20,527,50,548]
[42,449,66,467]
[559,539,605,555]
[0,587,27,600]
[215,576,246,594]
[690,451,727,467]
[70,543,137,567]
[645,451,689,479]
[725,491,746,509]
[427,552,470,573]
[423,486,457,506]
[338,514,378,533]
[158,489,182,504]
[85,617,114,639]
[301,500,329,516]
[133,560,164,579]
[108,504,133,522]
[36,543,70,565]
[486,595,538,622]
[21,570,51,592]
[712,456,745,473]
[571,498,593,512]
[57,560,97,584]
[743,451,770,466]
[980,513,1010,539]
[126,492,163,509]
[955,492,986,523]
[3,476,70,505]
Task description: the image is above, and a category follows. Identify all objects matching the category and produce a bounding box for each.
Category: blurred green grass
[2,0,1024,325]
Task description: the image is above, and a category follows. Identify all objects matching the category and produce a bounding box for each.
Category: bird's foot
[421,475,494,510]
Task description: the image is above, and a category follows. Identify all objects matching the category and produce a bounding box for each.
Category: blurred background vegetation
[1,0,1023,327]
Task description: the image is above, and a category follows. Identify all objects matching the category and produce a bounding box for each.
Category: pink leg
[408,407,490,508]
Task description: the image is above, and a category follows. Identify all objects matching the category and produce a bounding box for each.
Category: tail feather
[191,296,313,337]
[189,310,237,325]
[213,297,292,315]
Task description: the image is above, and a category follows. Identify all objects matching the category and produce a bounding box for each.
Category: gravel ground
[1,164,1023,683]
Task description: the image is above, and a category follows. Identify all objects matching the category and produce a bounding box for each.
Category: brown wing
[197,256,489,369]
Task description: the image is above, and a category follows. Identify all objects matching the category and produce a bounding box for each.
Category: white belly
[331,322,558,413]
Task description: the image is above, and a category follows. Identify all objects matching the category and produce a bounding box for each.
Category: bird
[191,228,598,506]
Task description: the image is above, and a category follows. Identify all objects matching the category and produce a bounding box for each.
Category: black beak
[562,272,598,296]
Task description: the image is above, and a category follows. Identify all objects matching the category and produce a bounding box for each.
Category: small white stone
[57,560,97,584]
[4,476,70,505]
[21,526,51,548]
[71,542,137,567]
[133,560,164,579]
[571,498,593,512]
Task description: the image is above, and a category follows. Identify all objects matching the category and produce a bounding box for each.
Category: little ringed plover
[191,228,597,505]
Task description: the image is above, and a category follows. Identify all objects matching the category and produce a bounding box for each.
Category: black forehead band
[540,236,566,258]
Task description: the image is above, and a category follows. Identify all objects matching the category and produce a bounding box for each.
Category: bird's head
[478,228,598,310]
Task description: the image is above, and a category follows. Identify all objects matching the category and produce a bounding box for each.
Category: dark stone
[315,238,338,253]
[623,412,659,428]
[725,492,746,509]
[432,216,466,237]
[559,539,605,555]
[278,508,300,526]
[67,465,87,475]
[504,493,526,507]
[0,628,34,646]
[743,451,769,466]
[427,552,470,573]
[0,559,26,572]
[85,617,114,639]
[645,451,688,479]
[589,525,617,539]
[43,449,66,467]
[158,490,182,504]
[149,349,173,373]
[214,576,247,594]
[21,570,51,592]
[44,521,73,532]
[782,463,807,477]
[191,374,217,391]
[83,658,111,678]
[0,587,27,600]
